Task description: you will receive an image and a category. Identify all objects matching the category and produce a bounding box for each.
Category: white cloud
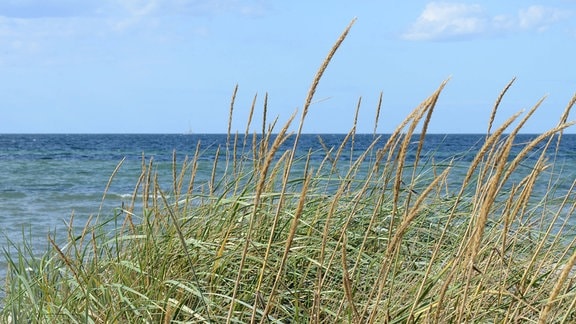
[0,0,269,42]
[403,2,488,41]
[518,5,571,31]
[0,0,269,66]
[403,2,573,41]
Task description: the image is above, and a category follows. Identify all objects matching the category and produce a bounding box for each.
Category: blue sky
[1,1,575,134]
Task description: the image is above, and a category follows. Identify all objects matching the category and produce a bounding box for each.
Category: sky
[1,1,576,134]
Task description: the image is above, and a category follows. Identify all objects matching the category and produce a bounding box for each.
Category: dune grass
[3,19,576,323]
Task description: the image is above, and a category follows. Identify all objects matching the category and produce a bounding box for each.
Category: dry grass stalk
[364,167,450,323]
[244,93,258,147]
[263,174,311,320]
[540,247,576,323]
[340,233,360,321]
[350,97,362,165]
[290,18,356,164]
[319,135,384,285]
[226,116,295,321]
[487,77,516,134]
[373,91,383,137]
[227,84,238,146]
[262,92,268,137]
[389,81,447,249]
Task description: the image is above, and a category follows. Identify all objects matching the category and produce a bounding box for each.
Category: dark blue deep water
[1,133,576,288]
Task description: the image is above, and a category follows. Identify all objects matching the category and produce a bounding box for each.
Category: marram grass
[3,19,576,323]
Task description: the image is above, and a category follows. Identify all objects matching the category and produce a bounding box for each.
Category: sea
[1,133,576,292]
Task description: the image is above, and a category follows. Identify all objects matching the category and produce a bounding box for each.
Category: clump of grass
[3,19,576,323]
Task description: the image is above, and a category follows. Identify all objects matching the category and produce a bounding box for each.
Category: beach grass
[3,19,576,323]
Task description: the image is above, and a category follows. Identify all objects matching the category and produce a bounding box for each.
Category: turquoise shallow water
[1,133,575,293]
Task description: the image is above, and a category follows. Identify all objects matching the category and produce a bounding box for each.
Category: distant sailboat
[186,122,194,134]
